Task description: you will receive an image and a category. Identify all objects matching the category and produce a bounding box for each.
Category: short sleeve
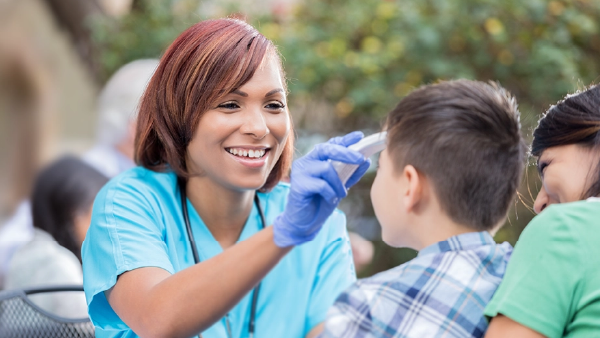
[305,210,357,333]
[484,206,583,338]
[81,174,175,328]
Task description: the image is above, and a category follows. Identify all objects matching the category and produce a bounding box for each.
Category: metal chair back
[0,285,94,338]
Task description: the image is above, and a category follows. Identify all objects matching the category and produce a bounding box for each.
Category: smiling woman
[81,18,370,338]
[484,84,600,338]
[185,56,290,196]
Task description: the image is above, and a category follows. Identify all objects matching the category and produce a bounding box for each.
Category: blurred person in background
[4,156,108,318]
[83,59,160,178]
[0,59,159,289]
[485,84,600,338]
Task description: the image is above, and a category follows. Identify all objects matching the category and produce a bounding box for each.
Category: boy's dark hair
[532,84,600,199]
[31,156,108,261]
[386,79,526,231]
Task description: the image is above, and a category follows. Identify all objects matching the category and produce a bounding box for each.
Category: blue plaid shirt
[321,232,512,338]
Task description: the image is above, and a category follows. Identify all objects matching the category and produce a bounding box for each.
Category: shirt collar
[418,231,495,257]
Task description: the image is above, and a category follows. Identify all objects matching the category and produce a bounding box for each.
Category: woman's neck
[185,178,255,250]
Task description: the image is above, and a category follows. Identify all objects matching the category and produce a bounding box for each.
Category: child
[321,80,526,338]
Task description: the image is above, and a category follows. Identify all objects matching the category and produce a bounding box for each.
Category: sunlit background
[1,0,599,277]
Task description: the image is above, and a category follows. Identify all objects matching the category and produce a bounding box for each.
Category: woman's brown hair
[532,84,600,198]
[135,18,293,191]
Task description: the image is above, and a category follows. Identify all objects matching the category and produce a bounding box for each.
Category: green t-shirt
[485,199,600,338]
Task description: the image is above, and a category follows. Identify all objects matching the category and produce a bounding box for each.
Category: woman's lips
[226,148,270,168]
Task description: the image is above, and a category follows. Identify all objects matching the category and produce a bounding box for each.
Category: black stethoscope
[178,177,265,338]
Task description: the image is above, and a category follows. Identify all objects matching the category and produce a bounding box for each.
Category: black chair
[0,285,95,338]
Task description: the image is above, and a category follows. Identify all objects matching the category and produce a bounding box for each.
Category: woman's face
[186,56,291,192]
[533,144,600,213]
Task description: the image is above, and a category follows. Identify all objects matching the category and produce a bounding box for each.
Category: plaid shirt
[321,232,512,338]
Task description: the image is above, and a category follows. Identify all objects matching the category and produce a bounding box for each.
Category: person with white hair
[0,59,159,289]
[83,59,160,177]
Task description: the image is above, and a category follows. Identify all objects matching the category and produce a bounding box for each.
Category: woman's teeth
[227,148,266,158]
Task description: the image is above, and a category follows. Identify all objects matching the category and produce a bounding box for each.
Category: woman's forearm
[106,226,291,338]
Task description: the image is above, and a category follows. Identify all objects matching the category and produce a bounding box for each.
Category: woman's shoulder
[517,200,600,252]
[100,166,178,200]
[110,166,177,188]
[526,200,599,232]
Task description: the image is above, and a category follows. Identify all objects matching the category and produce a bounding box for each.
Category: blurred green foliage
[90,0,600,276]
[92,0,600,125]
[260,0,600,129]
[90,0,202,82]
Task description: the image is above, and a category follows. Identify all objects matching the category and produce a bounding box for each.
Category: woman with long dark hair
[82,18,370,338]
[484,84,600,337]
[5,156,108,318]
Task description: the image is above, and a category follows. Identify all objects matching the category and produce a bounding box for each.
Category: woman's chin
[228,177,268,192]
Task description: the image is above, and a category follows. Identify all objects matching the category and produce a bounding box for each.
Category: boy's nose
[533,187,548,214]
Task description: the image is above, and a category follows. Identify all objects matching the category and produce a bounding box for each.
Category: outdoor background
[1,0,599,277]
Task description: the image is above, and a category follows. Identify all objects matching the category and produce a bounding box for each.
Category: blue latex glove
[273,131,372,247]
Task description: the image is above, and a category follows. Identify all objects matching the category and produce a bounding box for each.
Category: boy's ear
[403,164,422,214]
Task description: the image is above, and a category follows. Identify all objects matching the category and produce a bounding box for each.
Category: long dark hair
[532,84,600,198]
[31,156,108,261]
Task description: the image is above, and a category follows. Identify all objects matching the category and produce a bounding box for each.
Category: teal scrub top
[81,166,356,338]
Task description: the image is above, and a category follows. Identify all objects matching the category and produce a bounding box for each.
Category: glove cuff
[272,214,319,248]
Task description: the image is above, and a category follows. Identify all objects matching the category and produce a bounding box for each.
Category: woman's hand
[273,131,371,247]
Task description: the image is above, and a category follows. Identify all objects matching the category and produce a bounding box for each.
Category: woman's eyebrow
[232,89,248,97]
[265,88,284,97]
[228,89,283,97]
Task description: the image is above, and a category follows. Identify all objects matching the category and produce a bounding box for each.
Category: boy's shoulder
[324,232,512,338]
[361,231,512,288]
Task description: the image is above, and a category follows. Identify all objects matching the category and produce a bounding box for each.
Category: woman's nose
[533,186,548,214]
[240,108,269,139]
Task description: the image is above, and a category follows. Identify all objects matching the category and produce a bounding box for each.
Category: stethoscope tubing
[178,177,265,337]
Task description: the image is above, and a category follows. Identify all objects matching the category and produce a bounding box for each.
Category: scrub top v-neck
[82,166,356,338]
[186,195,261,261]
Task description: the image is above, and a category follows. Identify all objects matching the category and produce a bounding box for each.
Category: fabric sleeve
[484,205,583,338]
[81,175,175,328]
[305,210,357,333]
[321,284,375,338]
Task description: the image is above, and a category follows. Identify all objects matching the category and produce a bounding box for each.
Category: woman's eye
[217,102,240,109]
[265,102,285,111]
[538,162,549,176]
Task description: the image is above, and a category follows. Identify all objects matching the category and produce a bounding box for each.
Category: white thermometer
[332,131,387,185]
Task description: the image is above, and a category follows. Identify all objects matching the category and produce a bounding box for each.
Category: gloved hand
[273,131,371,247]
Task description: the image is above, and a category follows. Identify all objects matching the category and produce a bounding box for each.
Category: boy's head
[371,80,526,248]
